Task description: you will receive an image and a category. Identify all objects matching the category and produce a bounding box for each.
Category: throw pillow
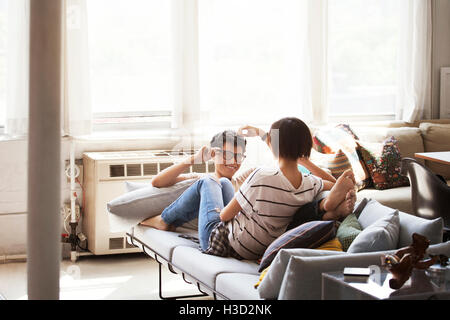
[336,213,363,251]
[310,149,352,179]
[336,123,360,140]
[125,181,151,192]
[107,178,197,232]
[312,125,371,190]
[357,199,443,247]
[315,237,343,251]
[258,220,336,272]
[347,210,400,253]
[254,266,270,289]
[357,136,410,190]
[313,124,357,154]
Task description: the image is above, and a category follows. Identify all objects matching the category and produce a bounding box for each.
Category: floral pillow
[357,136,410,190]
[312,125,372,190]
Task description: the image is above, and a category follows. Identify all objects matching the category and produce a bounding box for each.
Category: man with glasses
[141,130,254,253]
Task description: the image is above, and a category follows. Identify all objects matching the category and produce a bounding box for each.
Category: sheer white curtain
[197,0,432,126]
[6,0,29,137]
[396,0,432,122]
[197,0,325,128]
[63,0,92,136]
[5,0,92,137]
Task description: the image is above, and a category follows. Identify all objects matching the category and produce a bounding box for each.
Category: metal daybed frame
[126,231,230,300]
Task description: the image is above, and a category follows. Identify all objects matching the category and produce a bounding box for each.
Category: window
[198,0,310,126]
[0,0,7,131]
[81,0,421,133]
[86,0,175,128]
[328,0,401,117]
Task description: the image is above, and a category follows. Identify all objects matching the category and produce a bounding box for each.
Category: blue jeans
[161,176,235,251]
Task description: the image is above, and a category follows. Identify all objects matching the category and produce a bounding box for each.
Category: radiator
[82,149,213,255]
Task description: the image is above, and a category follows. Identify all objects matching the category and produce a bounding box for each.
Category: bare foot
[322,189,357,221]
[140,215,176,231]
[322,169,356,212]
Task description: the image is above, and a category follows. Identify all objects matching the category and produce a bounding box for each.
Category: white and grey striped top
[227,166,323,260]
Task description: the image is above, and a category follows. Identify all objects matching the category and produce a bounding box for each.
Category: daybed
[124,198,449,300]
[109,119,450,300]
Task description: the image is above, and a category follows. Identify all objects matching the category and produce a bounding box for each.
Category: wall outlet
[63,203,81,221]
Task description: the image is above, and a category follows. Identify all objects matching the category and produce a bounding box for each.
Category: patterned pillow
[254,267,270,289]
[313,126,355,154]
[258,220,336,272]
[313,125,371,190]
[336,213,363,251]
[310,149,352,179]
[336,123,359,140]
[357,136,410,190]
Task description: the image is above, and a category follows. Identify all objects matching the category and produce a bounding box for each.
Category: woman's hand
[297,156,337,183]
[238,125,266,139]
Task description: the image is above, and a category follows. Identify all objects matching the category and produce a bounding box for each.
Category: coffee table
[322,266,450,300]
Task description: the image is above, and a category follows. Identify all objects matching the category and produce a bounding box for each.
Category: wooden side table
[414,152,450,166]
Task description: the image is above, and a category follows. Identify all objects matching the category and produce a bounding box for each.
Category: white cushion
[131,225,199,261]
[347,210,400,253]
[215,273,262,300]
[257,248,345,299]
[357,199,443,247]
[171,246,260,290]
[107,179,197,232]
[356,186,413,214]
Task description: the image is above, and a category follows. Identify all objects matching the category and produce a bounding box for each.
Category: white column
[27,0,62,300]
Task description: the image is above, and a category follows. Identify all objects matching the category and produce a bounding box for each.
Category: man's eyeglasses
[216,150,246,162]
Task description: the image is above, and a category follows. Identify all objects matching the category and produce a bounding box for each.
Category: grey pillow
[257,248,345,300]
[347,210,400,253]
[357,199,443,247]
[125,181,151,192]
[107,178,197,232]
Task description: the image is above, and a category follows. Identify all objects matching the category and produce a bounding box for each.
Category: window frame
[86,0,185,132]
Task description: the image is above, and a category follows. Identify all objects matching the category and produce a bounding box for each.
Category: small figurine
[383,233,439,289]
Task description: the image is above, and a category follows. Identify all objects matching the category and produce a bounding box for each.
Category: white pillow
[107,178,197,232]
[357,199,443,247]
[347,210,400,253]
[125,181,151,192]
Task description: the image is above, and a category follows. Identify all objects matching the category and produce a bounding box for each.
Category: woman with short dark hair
[205,117,357,260]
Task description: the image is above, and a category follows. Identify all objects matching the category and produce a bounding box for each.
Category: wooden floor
[0,253,211,300]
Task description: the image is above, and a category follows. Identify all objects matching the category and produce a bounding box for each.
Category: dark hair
[269,117,312,160]
[210,130,247,151]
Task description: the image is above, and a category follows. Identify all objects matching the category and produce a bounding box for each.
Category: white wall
[431,0,450,119]
[0,135,181,257]
[0,139,27,255]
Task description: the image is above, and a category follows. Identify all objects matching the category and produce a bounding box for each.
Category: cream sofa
[313,119,450,214]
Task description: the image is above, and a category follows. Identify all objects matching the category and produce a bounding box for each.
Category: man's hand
[189,146,219,165]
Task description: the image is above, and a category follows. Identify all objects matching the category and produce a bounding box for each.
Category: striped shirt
[227,166,324,260]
